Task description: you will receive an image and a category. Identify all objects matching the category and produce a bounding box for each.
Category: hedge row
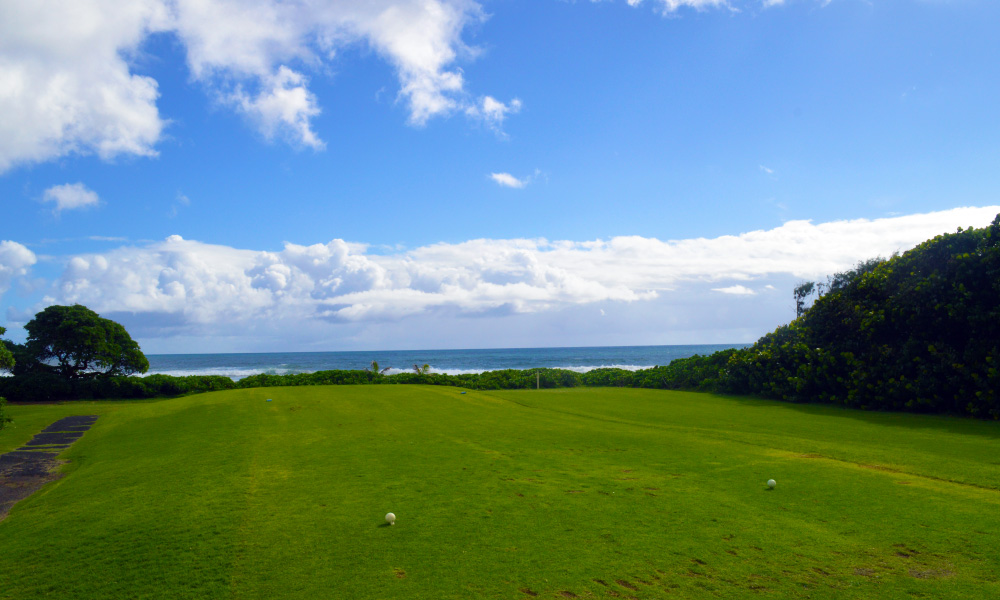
[0,357,737,403]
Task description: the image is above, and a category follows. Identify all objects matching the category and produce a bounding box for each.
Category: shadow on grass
[716,393,1000,440]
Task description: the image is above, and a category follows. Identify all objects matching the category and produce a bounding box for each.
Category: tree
[1,326,13,430]
[364,360,391,381]
[24,305,149,379]
[792,281,816,318]
[0,326,13,373]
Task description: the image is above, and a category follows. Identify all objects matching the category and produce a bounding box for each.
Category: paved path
[0,415,98,521]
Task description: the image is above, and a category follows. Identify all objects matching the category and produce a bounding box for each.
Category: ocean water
[145,344,745,380]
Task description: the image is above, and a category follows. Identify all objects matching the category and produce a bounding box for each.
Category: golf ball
[385,512,396,525]
[767,479,776,489]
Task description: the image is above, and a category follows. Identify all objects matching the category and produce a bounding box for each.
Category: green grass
[1,386,998,599]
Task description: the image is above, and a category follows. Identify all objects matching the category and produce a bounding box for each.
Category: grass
[1,386,998,599]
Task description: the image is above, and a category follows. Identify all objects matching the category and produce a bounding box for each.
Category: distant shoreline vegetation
[0,363,734,404]
[3,214,999,419]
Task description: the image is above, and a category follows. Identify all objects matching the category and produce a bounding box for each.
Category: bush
[0,397,11,431]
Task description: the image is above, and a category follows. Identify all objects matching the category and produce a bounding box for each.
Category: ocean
[145,344,745,380]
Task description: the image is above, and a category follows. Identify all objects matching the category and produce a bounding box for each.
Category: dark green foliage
[24,305,149,379]
[2,340,41,377]
[0,326,12,430]
[0,397,10,430]
[722,215,1000,418]
[0,326,13,374]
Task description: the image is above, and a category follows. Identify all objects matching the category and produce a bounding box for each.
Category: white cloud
[713,284,756,295]
[490,168,541,189]
[762,0,786,7]
[32,206,998,346]
[624,0,733,13]
[0,0,502,171]
[467,96,522,137]
[230,66,323,149]
[490,172,528,188]
[759,164,774,175]
[41,183,100,213]
[0,241,37,296]
[0,0,169,173]
[169,0,496,137]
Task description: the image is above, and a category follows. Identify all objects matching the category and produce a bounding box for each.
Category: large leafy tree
[25,305,149,379]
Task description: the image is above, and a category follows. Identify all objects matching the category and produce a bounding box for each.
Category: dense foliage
[22,305,149,379]
[719,215,1000,418]
[0,325,12,430]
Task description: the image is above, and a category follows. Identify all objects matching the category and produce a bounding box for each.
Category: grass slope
[1,386,998,599]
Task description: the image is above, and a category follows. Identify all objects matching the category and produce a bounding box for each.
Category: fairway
[1,386,998,599]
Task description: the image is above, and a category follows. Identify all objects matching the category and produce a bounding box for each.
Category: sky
[1,0,999,354]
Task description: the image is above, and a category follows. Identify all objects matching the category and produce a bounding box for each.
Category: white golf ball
[767,479,776,489]
[385,512,396,525]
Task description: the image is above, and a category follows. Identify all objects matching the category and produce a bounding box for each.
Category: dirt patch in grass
[558,591,578,598]
[519,588,537,596]
[0,416,98,522]
[615,579,638,590]
[393,568,406,579]
[859,464,896,472]
[909,568,954,579]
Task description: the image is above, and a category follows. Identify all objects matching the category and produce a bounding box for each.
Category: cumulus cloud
[0,0,505,171]
[36,206,998,342]
[0,241,37,296]
[41,183,100,213]
[230,66,323,149]
[0,0,169,173]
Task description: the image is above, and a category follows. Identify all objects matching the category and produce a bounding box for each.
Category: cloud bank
[0,0,514,172]
[2,206,994,349]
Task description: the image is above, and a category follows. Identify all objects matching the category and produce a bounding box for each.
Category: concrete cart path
[0,415,98,522]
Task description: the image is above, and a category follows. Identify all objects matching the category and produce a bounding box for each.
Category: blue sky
[1,0,999,353]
